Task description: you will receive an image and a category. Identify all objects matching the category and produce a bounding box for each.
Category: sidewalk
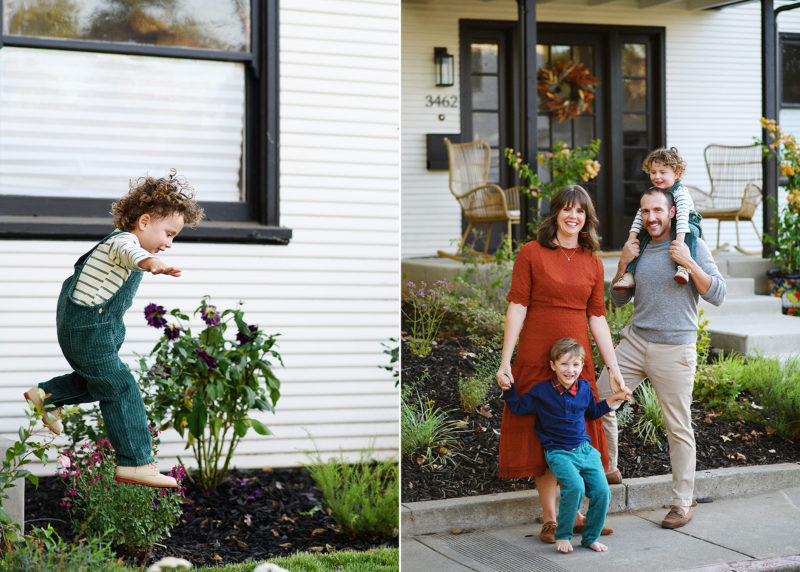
[401,463,800,572]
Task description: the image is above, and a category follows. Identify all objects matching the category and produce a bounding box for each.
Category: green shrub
[737,355,800,440]
[0,525,126,572]
[458,343,501,411]
[400,385,462,465]
[402,281,451,357]
[57,436,184,549]
[304,446,398,538]
[632,381,665,448]
[694,354,744,414]
[615,401,633,430]
[440,292,505,340]
[590,290,634,372]
[138,297,282,490]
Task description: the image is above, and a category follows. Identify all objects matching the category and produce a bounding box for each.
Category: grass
[632,381,666,448]
[400,378,463,464]
[457,342,501,411]
[192,547,399,571]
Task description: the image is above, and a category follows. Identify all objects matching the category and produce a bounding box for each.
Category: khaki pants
[597,326,697,507]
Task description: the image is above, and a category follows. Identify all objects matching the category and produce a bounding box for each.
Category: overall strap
[74,229,124,268]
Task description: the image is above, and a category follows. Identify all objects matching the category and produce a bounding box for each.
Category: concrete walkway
[401,463,800,572]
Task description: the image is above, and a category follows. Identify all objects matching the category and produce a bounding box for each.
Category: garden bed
[401,337,800,503]
[25,466,398,568]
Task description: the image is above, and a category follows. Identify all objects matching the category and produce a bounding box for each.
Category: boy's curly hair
[641,147,686,180]
[111,169,204,231]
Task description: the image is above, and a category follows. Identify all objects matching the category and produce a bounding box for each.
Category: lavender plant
[402,281,450,357]
[139,297,282,490]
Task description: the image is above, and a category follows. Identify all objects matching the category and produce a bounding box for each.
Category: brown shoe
[661,506,693,529]
[573,522,614,535]
[24,387,63,435]
[605,468,622,484]
[540,521,557,543]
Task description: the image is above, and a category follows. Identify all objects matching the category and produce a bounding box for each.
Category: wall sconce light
[434,47,454,87]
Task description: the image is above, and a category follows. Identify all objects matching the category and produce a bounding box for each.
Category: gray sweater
[611,237,726,345]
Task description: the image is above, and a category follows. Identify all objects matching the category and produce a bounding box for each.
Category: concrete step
[702,312,800,355]
[700,294,782,316]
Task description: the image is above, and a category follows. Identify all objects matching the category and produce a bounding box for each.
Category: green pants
[39,232,153,467]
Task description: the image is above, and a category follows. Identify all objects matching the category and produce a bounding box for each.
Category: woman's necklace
[556,238,579,261]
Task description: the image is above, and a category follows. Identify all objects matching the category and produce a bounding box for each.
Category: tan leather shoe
[674,265,691,285]
[661,506,693,529]
[573,522,614,535]
[605,468,623,484]
[24,387,63,435]
[613,272,636,292]
[539,521,557,543]
[115,463,178,488]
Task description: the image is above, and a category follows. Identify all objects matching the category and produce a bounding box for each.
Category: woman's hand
[496,364,513,391]
[607,363,627,393]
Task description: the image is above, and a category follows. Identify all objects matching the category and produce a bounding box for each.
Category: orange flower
[781,163,795,177]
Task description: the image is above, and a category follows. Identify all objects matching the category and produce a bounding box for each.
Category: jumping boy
[498,338,630,554]
[613,147,703,291]
[24,170,204,488]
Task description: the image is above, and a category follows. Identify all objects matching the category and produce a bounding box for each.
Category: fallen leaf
[279,542,292,548]
[451,528,462,535]
[308,546,325,552]
[475,424,487,433]
[736,453,747,461]
[408,482,414,488]
[213,555,223,562]
[454,419,469,429]
[766,426,777,434]
[326,544,335,552]
[311,528,327,536]
[477,404,493,418]
[235,539,248,548]
[721,435,732,442]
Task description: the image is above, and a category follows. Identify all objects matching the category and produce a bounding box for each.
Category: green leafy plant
[615,401,634,430]
[505,139,601,204]
[734,354,800,440]
[589,289,634,374]
[380,338,399,387]
[632,381,665,449]
[400,379,463,465]
[138,297,282,490]
[304,444,398,538]
[0,525,126,571]
[458,343,502,411]
[56,434,185,550]
[758,118,800,274]
[1,403,59,548]
[402,280,451,357]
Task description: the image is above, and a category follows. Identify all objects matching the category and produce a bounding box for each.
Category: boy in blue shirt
[499,337,630,553]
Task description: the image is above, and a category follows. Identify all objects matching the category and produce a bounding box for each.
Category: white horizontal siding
[1,1,400,476]
[402,0,767,257]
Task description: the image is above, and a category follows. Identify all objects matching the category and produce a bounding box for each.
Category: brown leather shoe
[540,521,557,543]
[573,522,614,535]
[115,463,178,488]
[605,468,622,484]
[661,506,693,529]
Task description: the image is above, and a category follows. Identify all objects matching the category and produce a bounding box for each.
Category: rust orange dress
[499,240,610,478]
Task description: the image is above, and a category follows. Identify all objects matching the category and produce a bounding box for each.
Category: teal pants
[39,232,153,467]
[545,442,611,546]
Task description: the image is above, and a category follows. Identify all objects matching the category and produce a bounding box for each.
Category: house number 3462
[425,95,458,108]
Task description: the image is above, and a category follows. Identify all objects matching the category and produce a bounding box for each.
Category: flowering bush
[402,281,450,357]
[504,139,601,204]
[759,118,800,274]
[139,297,282,490]
[56,433,185,549]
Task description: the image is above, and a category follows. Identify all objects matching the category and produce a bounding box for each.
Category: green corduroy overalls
[39,231,153,467]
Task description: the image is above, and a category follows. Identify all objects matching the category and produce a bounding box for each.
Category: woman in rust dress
[495,185,626,543]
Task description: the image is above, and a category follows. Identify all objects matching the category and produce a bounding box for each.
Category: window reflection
[3,0,250,52]
[622,43,646,77]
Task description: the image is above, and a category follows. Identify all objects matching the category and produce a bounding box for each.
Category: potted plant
[759,118,800,316]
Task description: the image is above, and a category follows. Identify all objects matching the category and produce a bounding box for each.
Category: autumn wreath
[537,60,599,122]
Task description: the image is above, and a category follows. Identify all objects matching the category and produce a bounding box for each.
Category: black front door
[537,24,665,249]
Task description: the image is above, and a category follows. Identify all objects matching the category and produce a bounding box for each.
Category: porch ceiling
[534,0,754,9]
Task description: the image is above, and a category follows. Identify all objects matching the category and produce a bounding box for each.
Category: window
[781,33,800,107]
[0,0,289,244]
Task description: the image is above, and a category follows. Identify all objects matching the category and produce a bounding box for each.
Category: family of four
[495,147,727,554]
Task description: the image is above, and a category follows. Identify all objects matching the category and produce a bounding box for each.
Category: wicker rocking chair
[437,139,520,261]
[686,144,764,255]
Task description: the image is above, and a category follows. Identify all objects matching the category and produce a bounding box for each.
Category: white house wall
[401,0,770,258]
[1,0,400,476]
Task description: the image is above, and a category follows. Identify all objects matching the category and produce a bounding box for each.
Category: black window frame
[0,0,291,245]
[780,32,800,109]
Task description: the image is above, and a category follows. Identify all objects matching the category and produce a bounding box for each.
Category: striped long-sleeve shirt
[71,232,151,306]
[628,182,696,236]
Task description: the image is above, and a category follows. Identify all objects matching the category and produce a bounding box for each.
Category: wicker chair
[686,144,763,255]
[437,139,520,260]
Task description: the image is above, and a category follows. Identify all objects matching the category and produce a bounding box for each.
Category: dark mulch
[25,466,397,567]
[401,337,800,503]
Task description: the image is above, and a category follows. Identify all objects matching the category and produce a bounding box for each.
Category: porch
[401,250,800,357]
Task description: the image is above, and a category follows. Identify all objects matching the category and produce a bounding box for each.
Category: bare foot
[585,541,608,552]
[555,539,573,553]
